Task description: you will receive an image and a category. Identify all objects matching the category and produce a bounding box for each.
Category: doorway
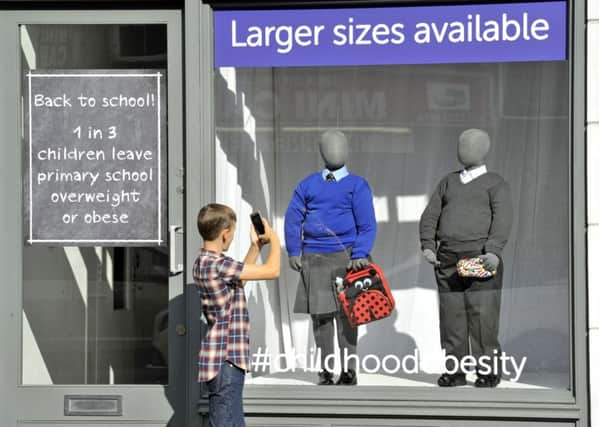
[0,9,186,427]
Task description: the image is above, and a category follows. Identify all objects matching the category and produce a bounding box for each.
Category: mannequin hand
[289,255,302,272]
[479,253,500,271]
[347,258,369,271]
[422,249,440,267]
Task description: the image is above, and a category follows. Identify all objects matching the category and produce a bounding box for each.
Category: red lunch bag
[336,263,395,328]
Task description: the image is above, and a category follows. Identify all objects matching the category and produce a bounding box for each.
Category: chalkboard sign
[24,70,167,246]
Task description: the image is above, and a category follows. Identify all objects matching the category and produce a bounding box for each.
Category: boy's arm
[243,243,262,265]
[239,228,265,286]
[240,219,281,282]
[208,258,242,305]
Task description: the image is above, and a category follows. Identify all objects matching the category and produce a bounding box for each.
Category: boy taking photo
[194,203,280,427]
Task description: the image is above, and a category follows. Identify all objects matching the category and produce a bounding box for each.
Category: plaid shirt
[194,248,249,382]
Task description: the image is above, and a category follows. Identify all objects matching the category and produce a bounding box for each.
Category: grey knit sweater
[419,171,513,255]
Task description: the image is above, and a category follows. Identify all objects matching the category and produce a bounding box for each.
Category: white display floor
[246,371,569,389]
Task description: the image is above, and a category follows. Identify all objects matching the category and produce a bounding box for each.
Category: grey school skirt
[293,250,349,315]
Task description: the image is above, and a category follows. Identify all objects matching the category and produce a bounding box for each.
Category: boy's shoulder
[196,248,231,265]
[195,248,243,277]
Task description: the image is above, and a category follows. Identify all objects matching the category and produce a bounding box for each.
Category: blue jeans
[207,361,246,427]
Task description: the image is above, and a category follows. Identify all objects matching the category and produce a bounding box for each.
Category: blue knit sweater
[284,172,377,259]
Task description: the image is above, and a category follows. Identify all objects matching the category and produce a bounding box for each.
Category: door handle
[169,225,184,276]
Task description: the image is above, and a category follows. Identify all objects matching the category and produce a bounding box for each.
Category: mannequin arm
[479,252,500,271]
[288,255,302,271]
[284,184,307,258]
[422,248,440,266]
[347,258,370,271]
[350,180,377,259]
[419,178,445,252]
[484,181,513,256]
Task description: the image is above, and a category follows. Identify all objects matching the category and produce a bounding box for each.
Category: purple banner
[214,2,567,68]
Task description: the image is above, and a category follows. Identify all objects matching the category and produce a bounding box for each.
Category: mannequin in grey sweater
[419,129,513,388]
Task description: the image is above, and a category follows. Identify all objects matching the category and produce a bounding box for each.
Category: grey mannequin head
[458,128,491,168]
[319,130,348,171]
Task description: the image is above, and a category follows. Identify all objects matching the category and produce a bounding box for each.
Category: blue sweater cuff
[351,250,368,259]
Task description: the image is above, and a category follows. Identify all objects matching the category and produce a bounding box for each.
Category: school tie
[326,173,336,182]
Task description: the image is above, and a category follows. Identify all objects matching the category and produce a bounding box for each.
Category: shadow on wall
[357,309,439,384]
[23,246,168,385]
[23,247,112,384]
[215,68,284,369]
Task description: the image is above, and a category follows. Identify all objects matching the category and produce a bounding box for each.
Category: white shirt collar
[322,165,349,181]
[460,164,487,184]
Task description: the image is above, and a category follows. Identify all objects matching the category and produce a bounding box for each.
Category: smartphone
[250,212,265,235]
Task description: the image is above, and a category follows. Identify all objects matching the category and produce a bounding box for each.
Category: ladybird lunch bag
[335,263,395,328]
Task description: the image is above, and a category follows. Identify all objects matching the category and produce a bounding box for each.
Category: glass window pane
[214,61,570,389]
[21,24,169,385]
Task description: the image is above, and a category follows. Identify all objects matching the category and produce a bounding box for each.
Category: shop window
[213,27,570,390]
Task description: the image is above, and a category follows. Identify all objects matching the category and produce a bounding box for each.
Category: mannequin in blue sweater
[285,129,376,385]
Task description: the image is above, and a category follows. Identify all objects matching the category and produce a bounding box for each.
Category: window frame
[185,0,588,422]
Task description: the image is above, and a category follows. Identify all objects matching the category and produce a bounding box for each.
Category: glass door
[0,10,185,426]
